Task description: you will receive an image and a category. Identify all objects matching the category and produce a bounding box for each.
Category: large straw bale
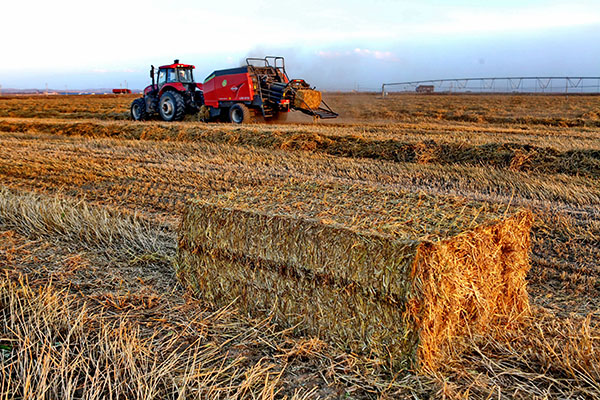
[176,183,533,370]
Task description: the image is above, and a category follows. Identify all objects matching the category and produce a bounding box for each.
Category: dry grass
[2,93,600,127]
[0,93,599,398]
[0,94,134,120]
[0,276,324,399]
[0,187,171,256]
[1,117,599,177]
[433,308,600,399]
[331,92,600,127]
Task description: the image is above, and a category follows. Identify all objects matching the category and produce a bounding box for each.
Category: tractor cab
[148,61,198,94]
[157,62,195,86]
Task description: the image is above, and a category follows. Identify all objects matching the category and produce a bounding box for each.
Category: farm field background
[1,93,599,398]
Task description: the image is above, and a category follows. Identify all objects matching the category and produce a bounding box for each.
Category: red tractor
[131,56,337,123]
[131,60,203,121]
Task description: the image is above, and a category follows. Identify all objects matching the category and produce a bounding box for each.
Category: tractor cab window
[158,69,167,86]
[177,68,193,83]
[166,69,178,83]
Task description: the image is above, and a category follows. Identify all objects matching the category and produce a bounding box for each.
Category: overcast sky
[2,0,599,90]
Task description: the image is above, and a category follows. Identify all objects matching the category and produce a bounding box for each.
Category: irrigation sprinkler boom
[381,76,600,96]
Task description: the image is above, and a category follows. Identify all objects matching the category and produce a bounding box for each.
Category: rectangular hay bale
[294,89,322,110]
[176,188,532,370]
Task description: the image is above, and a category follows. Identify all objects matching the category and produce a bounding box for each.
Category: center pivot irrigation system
[381,76,600,96]
[131,56,338,123]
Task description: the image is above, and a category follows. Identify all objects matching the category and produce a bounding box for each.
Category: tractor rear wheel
[130,98,147,121]
[229,104,252,124]
[159,91,185,121]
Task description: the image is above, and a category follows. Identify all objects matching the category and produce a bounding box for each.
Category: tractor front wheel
[229,104,252,124]
[159,91,185,121]
[130,98,147,121]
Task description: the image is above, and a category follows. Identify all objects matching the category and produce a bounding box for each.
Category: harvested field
[2,118,600,178]
[2,93,600,126]
[0,94,133,120]
[1,93,599,398]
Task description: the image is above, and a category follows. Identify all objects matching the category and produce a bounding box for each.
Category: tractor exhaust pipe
[150,65,155,89]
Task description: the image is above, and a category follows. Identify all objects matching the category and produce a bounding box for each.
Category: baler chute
[286,78,338,119]
[245,56,338,120]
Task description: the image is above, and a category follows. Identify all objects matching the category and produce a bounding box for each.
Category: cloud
[424,7,600,36]
[91,68,138,74]
[317,48,400,62]
[353,48,399,61]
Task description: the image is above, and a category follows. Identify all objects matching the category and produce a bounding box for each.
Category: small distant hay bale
[176,186,532,371]
[294,89,322,110]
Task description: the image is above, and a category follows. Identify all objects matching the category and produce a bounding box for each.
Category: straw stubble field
[0,93,599,398]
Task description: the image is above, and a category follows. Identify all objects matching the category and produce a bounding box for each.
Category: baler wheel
[159,91,185,121]
[229,104,252,124]
[130,98,147,121]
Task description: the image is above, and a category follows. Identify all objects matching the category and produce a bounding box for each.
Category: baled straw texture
[177,187,533,370]
[294,89,322,110]
[408,210,532,369]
